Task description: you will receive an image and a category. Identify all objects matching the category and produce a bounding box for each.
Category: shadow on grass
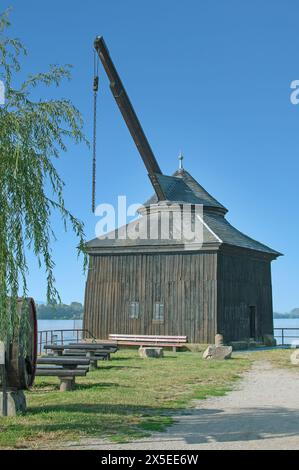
[109,357,135,361]
[28,402,175,416]
[111,356,178,363]
[100,365,142,370]
[75,382,127,391]
[31,381,131,393]
[5,405,299,449]
[10,402,177,444]
[156,356,178,360]
[11,402,176,445]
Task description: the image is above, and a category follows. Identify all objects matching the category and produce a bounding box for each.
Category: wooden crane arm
[94,36,166,200]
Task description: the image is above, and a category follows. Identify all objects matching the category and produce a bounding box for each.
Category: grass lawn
[0,349,251,449]
[239,347,296,369]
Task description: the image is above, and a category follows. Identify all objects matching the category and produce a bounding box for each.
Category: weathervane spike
[178,151,184,170]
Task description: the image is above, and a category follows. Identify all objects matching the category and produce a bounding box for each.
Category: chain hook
[92,51,99,213]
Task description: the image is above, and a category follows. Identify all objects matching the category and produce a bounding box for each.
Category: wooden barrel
[6,298,38,390]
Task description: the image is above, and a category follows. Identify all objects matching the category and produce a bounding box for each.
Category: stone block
[290,350,299,365]
[215,334,224,347]
[138,347,164,358]
[59,377,75,392]
[202,345,232,360]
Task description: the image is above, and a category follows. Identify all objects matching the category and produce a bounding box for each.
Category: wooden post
[215,334,224,346]
[87,351,98,369]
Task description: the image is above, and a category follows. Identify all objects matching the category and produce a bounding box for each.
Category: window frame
[128,301,140,319]
[153,302,164,323]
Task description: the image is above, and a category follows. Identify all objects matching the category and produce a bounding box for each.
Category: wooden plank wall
[217,249,274,343]
[83,251,218,343]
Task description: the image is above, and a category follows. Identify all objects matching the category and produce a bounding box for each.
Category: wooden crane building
[83,37,281,344]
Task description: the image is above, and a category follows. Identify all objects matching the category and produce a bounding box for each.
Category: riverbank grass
[0,349,251,448]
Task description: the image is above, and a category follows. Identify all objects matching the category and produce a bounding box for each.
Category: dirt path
[65,361,299,450]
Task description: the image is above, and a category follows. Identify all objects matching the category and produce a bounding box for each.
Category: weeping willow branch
[0,9,88,341]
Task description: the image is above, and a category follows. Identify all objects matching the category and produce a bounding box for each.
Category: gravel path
[65,361,299,450]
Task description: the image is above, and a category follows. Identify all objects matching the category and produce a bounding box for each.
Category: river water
[38,318,299,345]
[38,319,83,331]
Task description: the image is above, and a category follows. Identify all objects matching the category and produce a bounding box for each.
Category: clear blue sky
[5,0,299,312]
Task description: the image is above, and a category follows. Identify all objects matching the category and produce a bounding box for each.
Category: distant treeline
[37,302,83,320]
[274,308,299,319]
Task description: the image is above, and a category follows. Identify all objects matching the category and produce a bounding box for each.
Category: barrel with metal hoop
[6,297,38,390]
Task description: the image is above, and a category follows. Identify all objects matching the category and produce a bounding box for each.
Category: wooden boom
[94,36,166,200]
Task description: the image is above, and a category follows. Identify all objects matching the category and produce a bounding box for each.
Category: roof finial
[178,151,184,170]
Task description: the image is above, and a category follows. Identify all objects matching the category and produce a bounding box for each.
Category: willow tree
[0,10,87,341]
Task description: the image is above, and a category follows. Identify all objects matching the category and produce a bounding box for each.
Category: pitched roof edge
[85,242,221,255]
[219,242,283,260]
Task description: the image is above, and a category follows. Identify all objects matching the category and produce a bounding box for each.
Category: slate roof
[86,169,281,258]
[145,169,228,214]
[87,211,280,256]
[204,212,281,256]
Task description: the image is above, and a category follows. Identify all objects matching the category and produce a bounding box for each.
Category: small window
[153,302,164,323]
[129,301,139,319]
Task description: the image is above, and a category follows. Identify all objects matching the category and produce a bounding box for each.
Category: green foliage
[37,302,83,320]
[274,309,299,318]
[0,9,87,341]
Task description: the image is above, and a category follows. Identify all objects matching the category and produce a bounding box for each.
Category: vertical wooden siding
[83,251,218,343]
[217,250,274,342]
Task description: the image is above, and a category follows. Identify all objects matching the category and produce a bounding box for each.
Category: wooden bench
[68,342,118,361]
[63,349,111,361]
[108,334,187,352]
[44,342,118,368]
[36,356,90,391]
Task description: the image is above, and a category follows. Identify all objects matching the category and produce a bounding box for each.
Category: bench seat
[63,349,113,363]
[64,348,117,355]
[110,341,185,347]
[36,367,88,376]
[108,334,187,351]
[44,343,118,364]
[36,356,90,391]
[37,356,90,366]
